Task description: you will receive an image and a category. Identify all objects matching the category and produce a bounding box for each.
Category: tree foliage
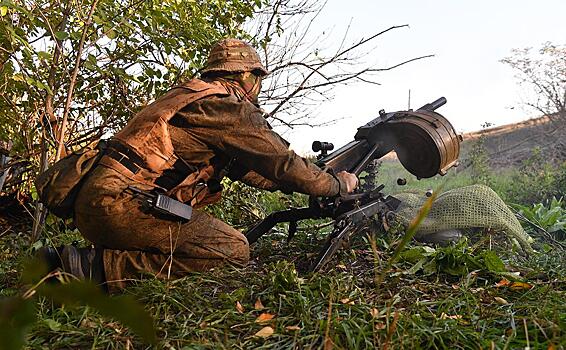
[1,0,429,196]
[500,42,566,163]
[0,0,262,190]
[501,42,566,120]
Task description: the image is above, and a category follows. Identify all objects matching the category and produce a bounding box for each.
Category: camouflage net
[392,184,534,252]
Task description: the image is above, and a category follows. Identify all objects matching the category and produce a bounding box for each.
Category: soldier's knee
[229,232,250,266]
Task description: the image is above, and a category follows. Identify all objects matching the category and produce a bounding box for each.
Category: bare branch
[55,0,100,161]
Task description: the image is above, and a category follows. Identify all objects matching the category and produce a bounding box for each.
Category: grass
[2,221,565,349]
[1,162,566,349]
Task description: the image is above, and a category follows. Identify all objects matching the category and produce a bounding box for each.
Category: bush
[497,149,565,204]
[468,133,492,186]
[513,197,566,241]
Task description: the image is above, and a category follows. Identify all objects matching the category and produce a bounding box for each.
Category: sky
[278,0,566,154]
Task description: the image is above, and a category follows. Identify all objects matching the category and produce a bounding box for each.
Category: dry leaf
[439,312,462,320]
[495,279,511,287]
[254,298,265,310]
[255,326,274,338]
[496,278,532,291]
[80,319,97,329]
[108,322,123,334]
[199,321,208,329]
[336,264,347,269]
[509,281,533,291]
[236,301,244,313]
[494,296,509,305]
[451,284,460,290]
[382,218,390,231]
[375,322,386,330]
[340,298,355,305]
[255,313,276,323]
[370,308,379,318]
[285,325,301,331]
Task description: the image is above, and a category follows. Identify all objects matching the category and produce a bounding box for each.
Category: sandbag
[392,184,533,252]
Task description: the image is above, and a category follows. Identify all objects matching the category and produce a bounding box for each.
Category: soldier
[40,38,358,291]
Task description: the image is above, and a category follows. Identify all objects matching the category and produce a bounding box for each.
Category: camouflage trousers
[74,166,249,292]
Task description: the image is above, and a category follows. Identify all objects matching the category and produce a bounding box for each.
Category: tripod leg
[310,220,353,272]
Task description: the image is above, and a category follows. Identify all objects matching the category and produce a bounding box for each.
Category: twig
[267,25,417,117]
[54,0,100,161]
[323,289,334,350]
[0,226,11,238]
[30,133,49,243]
[296,220,334,232]
[383,310,399,350]
[39,1,71,130]
[32,0,100,242]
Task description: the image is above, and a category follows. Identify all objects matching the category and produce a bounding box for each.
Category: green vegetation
[513,197,566,243]
[379,148,566,206]
[1,152,566,348]
[1,1,565,348]
[0,0,263,193]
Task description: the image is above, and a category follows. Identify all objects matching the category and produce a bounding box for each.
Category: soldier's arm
[218,102,347,197]
[174,96,349,197]
[227,167,279,191]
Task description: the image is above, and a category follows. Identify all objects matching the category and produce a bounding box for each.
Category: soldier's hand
[336,171,358,193]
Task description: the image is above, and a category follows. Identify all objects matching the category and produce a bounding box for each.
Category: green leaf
[37,51,51,60]
[378,188,439,282]
[0,296,37,350]
[21,256,49,285]
[92,15,103,25]
[83,61,94,70]
[54,31,68,40]
[481,251,505,273]
[106,29,117,39]
[70,30,82,40]
[0,6,7,16]
[31,240,44,251]
[43,318,61,331]
[405,258,426,275]
[40,282,156,344]
[87,54,97,64]
[399,247,425,263]
[423,260,437,275]
[24,76,49,91]
[548,222,566,233]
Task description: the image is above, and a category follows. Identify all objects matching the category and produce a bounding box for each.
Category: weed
[2,164,566,349]
[468,132,493,186]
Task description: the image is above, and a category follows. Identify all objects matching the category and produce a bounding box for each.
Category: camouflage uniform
[74,43,345,290]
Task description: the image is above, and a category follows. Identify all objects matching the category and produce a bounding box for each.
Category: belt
[105,141,146,175]
[104,140,201,190]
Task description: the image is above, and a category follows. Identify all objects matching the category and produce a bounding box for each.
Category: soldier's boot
[35,246,64,273]
[414,229,462,246]
[37,245,106,285]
